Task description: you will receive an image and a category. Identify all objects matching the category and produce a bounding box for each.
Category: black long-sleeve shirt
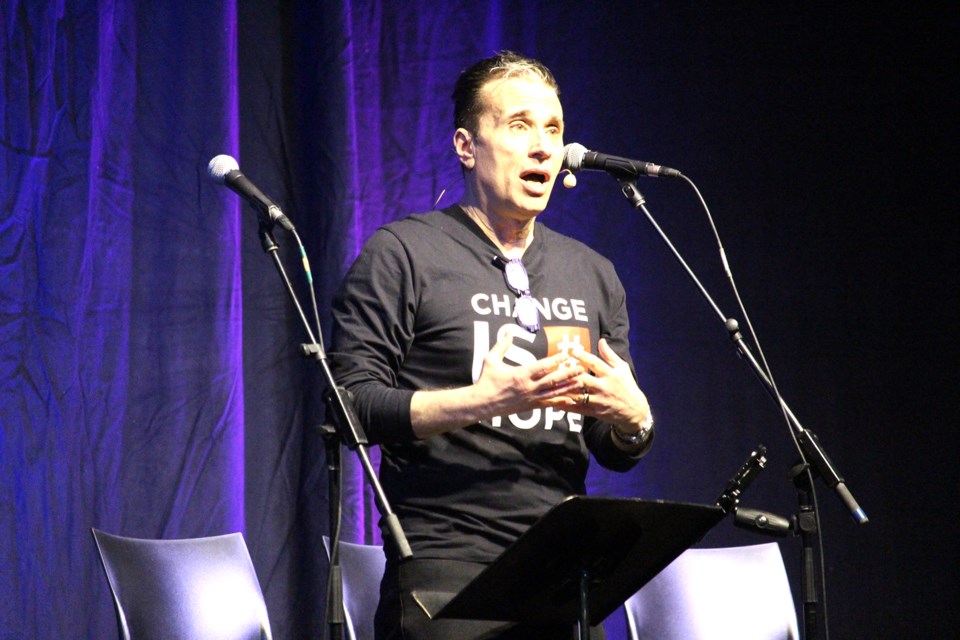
[330,205,642,562]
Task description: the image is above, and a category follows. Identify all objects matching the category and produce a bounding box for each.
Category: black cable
[680,174,830,639]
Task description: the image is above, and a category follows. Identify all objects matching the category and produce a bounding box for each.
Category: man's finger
[539,363,584,387]
[530,350,577,380]
[569,347,606,372]
[488,332,514,361]
[598,338,626,366]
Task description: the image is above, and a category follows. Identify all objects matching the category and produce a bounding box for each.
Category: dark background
[2,2,955,638]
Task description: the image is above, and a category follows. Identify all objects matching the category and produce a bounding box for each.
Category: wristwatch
[612,418,653,446]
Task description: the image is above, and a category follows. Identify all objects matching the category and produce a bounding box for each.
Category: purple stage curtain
[2,2,955,639]
[2,1,245,637]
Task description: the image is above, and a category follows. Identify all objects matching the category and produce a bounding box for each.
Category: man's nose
[529,129,554,158]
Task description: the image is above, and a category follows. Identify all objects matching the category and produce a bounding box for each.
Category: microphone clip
[717,445,768,515]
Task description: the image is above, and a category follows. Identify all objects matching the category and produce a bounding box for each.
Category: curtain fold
[2,2,242,636]
[1,2,954,638]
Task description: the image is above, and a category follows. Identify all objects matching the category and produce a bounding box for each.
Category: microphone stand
[717,449,822,640]
[614,176,867,640]
[254,222,412,640]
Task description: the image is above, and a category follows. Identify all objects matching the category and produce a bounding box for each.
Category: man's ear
[453,128,475,170]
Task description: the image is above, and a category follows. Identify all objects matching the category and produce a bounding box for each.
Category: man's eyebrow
[503,108,533,120]
[502,108,564,125]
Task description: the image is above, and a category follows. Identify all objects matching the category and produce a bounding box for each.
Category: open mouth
[521,170,550,184]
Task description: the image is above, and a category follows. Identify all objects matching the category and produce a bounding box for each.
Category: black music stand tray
[413,496,724,637]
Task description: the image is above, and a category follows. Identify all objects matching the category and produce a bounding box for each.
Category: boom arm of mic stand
[616,178,867,526]
[726,321,868,525]
[257,226,413,560]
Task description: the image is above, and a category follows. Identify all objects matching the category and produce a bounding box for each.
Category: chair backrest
[624,542,799,640]
[323,537,386,640]
[92,528,272,640]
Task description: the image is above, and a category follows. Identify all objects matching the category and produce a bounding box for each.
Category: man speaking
[331,51,654,640]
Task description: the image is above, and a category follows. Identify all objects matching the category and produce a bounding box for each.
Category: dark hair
[452,51,559,134]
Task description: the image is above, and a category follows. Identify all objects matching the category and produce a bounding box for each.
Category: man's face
[458,75,565,223]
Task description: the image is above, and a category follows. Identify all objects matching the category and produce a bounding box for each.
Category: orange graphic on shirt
[545,326,592,358]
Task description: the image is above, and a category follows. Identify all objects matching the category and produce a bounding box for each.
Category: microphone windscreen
[207,154,240,183]
[562,142,588,172]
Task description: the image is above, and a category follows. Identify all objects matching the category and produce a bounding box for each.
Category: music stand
[412,496,724,638]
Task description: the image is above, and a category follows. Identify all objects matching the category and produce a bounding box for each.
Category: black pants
[375,558,606,640]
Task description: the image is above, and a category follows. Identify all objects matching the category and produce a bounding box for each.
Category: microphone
[207,154,295,231]
[562,142,681,179]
